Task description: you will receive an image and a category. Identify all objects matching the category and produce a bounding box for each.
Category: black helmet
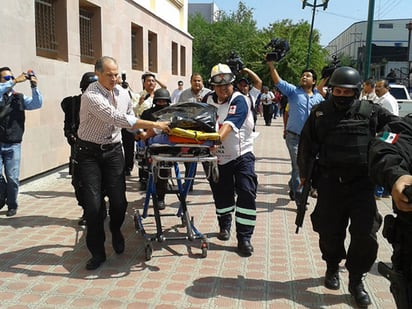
[153,88,171,104]
[80,72,98,92]
[329,66,361,93]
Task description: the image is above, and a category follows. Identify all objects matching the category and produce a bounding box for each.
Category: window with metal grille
[79,3,101,64]
[80,9,94,58]
[35,0,57,53]
[35,0,68,60]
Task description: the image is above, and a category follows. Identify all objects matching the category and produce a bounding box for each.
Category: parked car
[389,84,412,116]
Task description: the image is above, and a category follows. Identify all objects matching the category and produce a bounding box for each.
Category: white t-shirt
[377,92,399,116]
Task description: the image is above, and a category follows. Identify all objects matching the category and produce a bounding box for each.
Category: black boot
[324,263,340,290]
[349,274,371,308]
[217,214,231,241]
[324,270,340,290]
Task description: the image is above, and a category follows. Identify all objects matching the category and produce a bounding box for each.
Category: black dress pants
[75,141,127,259]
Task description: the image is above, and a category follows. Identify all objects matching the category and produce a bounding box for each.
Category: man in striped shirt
[76,56,169,270]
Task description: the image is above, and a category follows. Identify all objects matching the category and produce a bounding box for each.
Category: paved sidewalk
[0,116,395,308]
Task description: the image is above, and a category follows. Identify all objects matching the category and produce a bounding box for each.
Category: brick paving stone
[0,117,397,308]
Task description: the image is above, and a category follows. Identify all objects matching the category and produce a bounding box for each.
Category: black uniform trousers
[121,129,135,173]
[75,140,127,259]
[209,152,257,241]
[311,173,382,275]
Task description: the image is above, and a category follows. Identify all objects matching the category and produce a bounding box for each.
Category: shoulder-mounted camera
[264,38,290,62]
[226,51,244,75]
[321,55,341,79]
[121,71,129,89]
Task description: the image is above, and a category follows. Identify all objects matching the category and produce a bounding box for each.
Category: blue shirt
[0,80,43,110]
[276,79,323,134]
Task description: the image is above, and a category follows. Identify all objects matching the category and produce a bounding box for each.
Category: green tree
[188,1,328,87]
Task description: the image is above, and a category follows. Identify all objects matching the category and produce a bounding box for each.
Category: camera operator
[0,67,43,217]
[267,48,323,204]
[236,67,262,132]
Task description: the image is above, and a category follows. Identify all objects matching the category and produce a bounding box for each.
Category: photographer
[118,73,136,176]
[0,67,43,216]
[236,67,262,132]
[266,39,323,203]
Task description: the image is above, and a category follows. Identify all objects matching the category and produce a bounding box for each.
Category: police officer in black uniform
[61,72,98,225]
[369,115,412,308]
[297,67,399,307]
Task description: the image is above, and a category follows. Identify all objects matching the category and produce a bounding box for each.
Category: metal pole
[306,0,317,68]
[363,0,375,80]
[407,22,412,92]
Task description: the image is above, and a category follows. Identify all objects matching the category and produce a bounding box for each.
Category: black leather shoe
[288,190,295,201]
[112,231,125,254]
[349,282,371,308]
[324,270,340,290]
[86,256,106,270]
[157,200,165,210]
[237,240,254,257]
[6,209,17,217]
[217,228,230,241]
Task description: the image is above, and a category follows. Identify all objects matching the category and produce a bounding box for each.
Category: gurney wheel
[134,210,142,232]
[145,244,153,261]
[211,165,219,183]
[201,241,208,258]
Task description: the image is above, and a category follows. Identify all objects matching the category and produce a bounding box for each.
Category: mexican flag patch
[380,131,399,144]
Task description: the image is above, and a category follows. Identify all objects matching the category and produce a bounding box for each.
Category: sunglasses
[2,75,15,81]
[211,73,234,85]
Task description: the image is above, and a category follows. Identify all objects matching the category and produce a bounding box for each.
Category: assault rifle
[295,157,316,234]
[378,262,410,308]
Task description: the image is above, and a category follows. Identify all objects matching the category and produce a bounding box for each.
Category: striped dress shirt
[78,81,137,144]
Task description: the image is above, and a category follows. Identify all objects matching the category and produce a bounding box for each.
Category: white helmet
[209,63,235,85]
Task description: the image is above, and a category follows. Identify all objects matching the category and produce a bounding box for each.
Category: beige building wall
[0,0,192,180]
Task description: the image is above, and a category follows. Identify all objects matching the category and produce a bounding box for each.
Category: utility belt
[319,166,368,183]
[77,138,121,152]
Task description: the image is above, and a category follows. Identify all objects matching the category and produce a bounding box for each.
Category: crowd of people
[2,55,411,307]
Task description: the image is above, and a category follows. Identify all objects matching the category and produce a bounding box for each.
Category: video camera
[264,38,290,62]
[24,69,36,88]
[226,51,244,75]
[121,71,129,89]
[321,55,341,79]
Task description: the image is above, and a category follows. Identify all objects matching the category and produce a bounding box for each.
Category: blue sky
[188,0,411,46]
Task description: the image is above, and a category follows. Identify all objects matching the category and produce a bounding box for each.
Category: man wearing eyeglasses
[0,67,43,217]
[203,63,257,257]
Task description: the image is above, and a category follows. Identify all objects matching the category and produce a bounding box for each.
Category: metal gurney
[133,142,219,260]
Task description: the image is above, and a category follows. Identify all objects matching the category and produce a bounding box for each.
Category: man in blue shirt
[268,62,323,204]
[0,67,43,216]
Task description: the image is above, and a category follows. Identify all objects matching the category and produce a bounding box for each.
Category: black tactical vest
[0,93,26,143]
[315,100,376,168]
